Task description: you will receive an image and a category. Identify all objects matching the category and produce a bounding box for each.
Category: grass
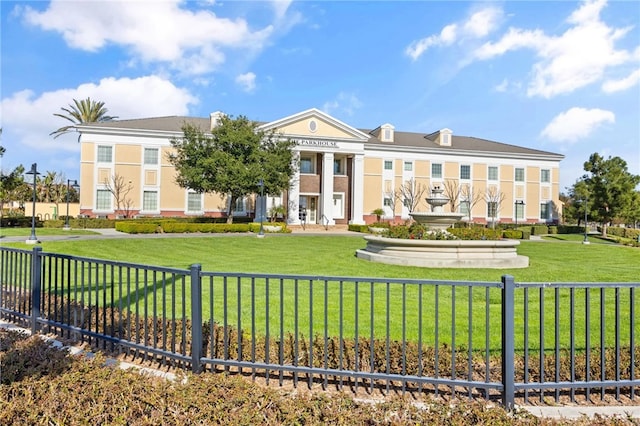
[3,234,639,350]
[0,228,99,237]
[5,234,639,282]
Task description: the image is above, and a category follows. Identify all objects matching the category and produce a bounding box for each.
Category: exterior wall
[77,109,563,225]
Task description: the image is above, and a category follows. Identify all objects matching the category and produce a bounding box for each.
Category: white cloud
[540,107,615,143]
[474,0,637,98]
[20,0,275,76]
[0,76,197,158]
[494,79,509,92]
[405,6,503,61]
[602,68,640,93]
[322,92,363,117]
[235,72,257,93]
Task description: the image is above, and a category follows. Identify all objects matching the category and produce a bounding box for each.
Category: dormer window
[380,123,395,142]
[439,128,452,146]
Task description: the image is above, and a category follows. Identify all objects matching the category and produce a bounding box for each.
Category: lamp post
[514,200,525,227]
[582,198,590,245]
[25,163,40,244]
[63,179,79,231]
[257,178,265,238]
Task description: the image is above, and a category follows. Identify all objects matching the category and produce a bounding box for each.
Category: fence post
[190,264,203,373]
[31,246,43,334]
[501,274,515,410]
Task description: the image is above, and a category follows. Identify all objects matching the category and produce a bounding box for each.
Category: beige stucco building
[76,108,564,226]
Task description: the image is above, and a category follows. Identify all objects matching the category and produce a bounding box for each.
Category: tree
[383,187,401,221]
[0,164,25,217]
[168,116,296,224]
[442,179,461,212]
[104,173,134,218]
[51,97,118,139]
[579,153,640,237]
[398,178,427,213]
[485,186,505,229]
[460,184,483,223]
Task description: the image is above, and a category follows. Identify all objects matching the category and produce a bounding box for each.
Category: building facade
[77,108,564,225]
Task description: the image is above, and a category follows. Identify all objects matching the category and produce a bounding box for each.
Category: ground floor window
[487,201,498,219]
[187,192,202,213]
[540,202,550,221]
[143,191,158,211]
[96,189,111,210]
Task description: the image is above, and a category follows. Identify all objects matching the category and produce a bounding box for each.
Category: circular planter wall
[356,235,529,269]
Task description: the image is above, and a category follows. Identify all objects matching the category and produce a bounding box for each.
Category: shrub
[530,225,549,235]
[70,218,116,229]
[448,227,502,240]
[502,229,522,239]
[348,224,369,233]
[115,222,158,234]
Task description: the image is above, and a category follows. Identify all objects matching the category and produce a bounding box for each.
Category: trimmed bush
[115,222,158,234]
[1,217,42,228]
[502,229,523,239]
[530,225,549,235]
[447,227,502,240]
[348,224,369,233]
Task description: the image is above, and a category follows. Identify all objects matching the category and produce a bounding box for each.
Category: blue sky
[1,0,639,192]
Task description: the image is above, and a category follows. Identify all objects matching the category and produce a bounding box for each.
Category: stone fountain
[409,186,464,231]
[355,186,529,268]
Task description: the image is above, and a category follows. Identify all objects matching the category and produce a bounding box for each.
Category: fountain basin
[409,212,465,230]
[356,235,529,269]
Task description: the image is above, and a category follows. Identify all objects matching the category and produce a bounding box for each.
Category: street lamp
[25,163,40,244]
[514,200,525,227]
[257,178,265,238]
[63,179,79,231]
[582,198,590,245]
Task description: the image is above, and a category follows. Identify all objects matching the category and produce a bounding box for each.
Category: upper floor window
[460,165,471,180]
[488,166,498,181]
[541,169,550,183]
[515,168,525,182]
[404,161,413,172]
[384,160,393,170]
[432,163,443,179]
[97,145,112,163]
[334,158,345,175]
[144,148,159,165]
[300,156,315,174]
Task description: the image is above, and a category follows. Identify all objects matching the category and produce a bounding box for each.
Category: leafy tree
[169,116,296,224]
[579,153,640,236]
[0,165,25,217]
[51,97,118,139]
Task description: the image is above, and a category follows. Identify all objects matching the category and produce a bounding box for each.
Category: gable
[259,108,369,141]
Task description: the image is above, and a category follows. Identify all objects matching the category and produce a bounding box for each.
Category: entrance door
[299,196,317,224]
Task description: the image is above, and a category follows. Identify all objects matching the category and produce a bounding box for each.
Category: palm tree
[50,97,118,139]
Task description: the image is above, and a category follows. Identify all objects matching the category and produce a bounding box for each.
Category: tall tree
[580,153,640,237]
[51,97,118,139]
[168,116,296,224]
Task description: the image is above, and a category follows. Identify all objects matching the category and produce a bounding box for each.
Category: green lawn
[11,234,638,282]
[3,234,639,350]
[0,228,99,237]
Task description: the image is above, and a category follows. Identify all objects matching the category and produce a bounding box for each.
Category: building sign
[293,138,338,148]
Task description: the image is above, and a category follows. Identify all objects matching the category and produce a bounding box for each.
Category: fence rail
[1,246,638,408]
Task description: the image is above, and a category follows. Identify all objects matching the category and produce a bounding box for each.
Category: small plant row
[114,221,290,234]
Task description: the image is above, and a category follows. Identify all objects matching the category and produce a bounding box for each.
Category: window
[515,201,525,220]
[487,202,498,219]
[404,161,413,171]
[144,148,159,165]
[234,197,245,213]
[96,190,111,210]
[187,192,202,213]
[432,163,442,179]
[488,166,498,181]
[460,200,470,217]
[541,169,550,183]
[540,202,550,220]
[383,197,392,207]
[384,160,393,170]
[334,158,344,175]
[515,168,524,182]
[143,191,158,211]
[460,165,471,180]
[97,146,112,163]
[300,156,314,174]
[383,128,391,140]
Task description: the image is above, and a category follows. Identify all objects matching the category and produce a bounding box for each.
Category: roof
[79,115,563,160]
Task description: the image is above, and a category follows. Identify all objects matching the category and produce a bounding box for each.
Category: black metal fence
[1,246,638,408]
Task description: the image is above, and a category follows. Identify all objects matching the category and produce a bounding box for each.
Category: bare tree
[442,179,461,212]
[485,186,506,229]
[399,178,427,213]
[383,187,402,220]
[104,173,134,218]
[460,184,484,222]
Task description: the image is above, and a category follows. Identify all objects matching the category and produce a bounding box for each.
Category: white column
[350,153,365,225]
[321,152,335,225]
[288,152,301,225]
